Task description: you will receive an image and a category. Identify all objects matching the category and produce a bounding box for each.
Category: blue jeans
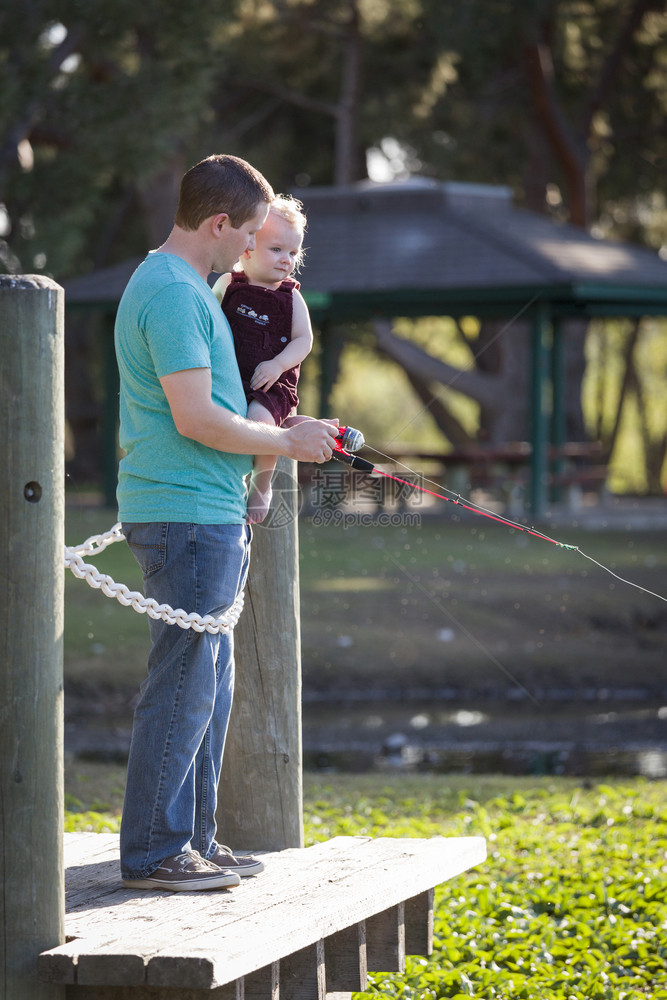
[119,522,251,880]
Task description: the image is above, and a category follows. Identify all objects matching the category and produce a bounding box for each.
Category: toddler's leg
[246,401,278,523]
[281,412,312,428]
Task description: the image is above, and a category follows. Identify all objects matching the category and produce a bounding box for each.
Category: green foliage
[64,773,667,997]
[411,0,667,226]
[1,0,230,274]
[3,0,666,277]
[583,317,667,492]
[300,774,667,999]
[64,809,120,834]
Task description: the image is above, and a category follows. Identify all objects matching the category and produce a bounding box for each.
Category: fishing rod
[331,426,667,604]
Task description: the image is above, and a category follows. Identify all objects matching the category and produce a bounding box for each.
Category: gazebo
[63,180,667,514]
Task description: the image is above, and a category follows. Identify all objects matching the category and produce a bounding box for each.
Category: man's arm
[160,367,337,463]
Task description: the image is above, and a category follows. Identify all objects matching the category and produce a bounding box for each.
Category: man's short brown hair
[175,155,274,231]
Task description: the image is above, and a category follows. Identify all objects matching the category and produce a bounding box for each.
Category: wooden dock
[39,832,486,999]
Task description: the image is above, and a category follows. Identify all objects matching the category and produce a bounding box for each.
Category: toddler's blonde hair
[270,195,307,271]
[270,194,307,234]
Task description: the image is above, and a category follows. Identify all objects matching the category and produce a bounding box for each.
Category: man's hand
[250,358,283,391]
[282,418,339,463]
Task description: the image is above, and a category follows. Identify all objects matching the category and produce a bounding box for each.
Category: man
[115,154,338,891]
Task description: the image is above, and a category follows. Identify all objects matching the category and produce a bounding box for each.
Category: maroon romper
[221,272,300,425]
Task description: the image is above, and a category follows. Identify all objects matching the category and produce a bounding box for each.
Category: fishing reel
[331,426,375,472]
[336,426,364,453]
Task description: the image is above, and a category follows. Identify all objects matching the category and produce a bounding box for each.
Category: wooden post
[0,276,65,998]
[216,456,304,850]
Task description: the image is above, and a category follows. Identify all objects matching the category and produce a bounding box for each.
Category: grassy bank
[65,770,667,999]
[65,506,667,697]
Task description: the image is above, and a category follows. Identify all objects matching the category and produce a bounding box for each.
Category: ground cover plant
[65,770,667,999]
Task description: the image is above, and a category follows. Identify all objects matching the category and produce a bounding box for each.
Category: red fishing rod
[332,426,577,550]
[329,427,666,605]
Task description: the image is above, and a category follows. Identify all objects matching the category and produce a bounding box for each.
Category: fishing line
[575,550,667,604]
[385,550,542,707]
[366,443,574,549]
[330,426,665,706]
[332,427,667,604]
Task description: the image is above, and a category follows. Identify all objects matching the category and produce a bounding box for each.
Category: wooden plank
[405,889,434,956]
[244,961,279,1000]
[77,953,146,987]
[40,834,486,990]
[279,940,326,1000]
[323,922,366,992]
[147,954,218,991]
[43,839,363,987]
[52,838,480,987]
[365,903,405,974]
[146,836,485,988]
[64,986,242,999]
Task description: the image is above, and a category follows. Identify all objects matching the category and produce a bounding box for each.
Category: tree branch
[523,31,589,226]
[0,24,85,196]
[247,78,338,119]
[374,320,500,409]
[403,369,474,448]
[584,0,662,135]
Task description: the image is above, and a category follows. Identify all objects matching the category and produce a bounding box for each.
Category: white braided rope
[64,524,244,633]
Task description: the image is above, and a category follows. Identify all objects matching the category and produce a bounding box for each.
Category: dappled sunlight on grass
[310,576,395,592]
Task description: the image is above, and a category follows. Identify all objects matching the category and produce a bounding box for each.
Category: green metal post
[318,319,345,418]
[550,316,566,503]
[529,302,551,518]
[318,319,334,417]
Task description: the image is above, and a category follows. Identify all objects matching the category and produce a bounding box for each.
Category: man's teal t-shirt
[115,252,253,523]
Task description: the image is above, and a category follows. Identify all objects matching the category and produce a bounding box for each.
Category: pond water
[302,699,667,779]
[65,692,667,779]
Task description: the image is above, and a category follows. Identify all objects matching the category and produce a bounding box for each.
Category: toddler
[212,195,313,522]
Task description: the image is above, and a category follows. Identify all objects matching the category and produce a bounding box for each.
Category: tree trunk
[562,318,587,441]
[523,39,591,229]
[375,318,533,446]
[64,314,104,484]
[136,152,185,248]
[334,0,363,185]
[479,320,532,444]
